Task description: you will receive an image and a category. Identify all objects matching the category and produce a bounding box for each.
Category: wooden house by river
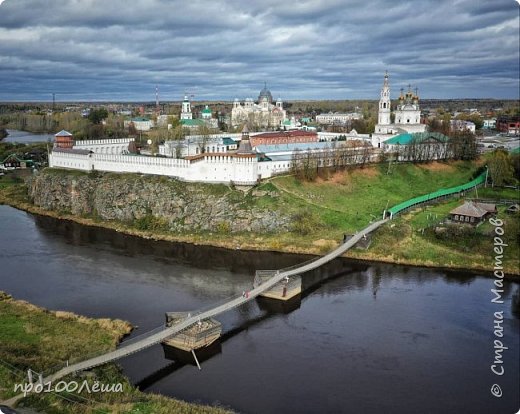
[449,201,497,225]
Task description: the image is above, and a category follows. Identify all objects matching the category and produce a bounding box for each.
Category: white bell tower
[378,71,391,126]
[181,95,192,120]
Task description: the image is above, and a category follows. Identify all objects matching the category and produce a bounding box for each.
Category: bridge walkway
[43,218,388,384]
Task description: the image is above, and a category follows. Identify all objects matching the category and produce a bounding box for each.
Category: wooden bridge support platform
[163,312,222,353]
[254,271,302,301]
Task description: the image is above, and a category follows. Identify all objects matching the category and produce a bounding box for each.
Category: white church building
[373,72,426,147]
[231,84,287,128]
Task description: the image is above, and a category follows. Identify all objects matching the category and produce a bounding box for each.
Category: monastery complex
[49,73,445,185]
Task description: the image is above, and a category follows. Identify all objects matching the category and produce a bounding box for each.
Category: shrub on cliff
[291,210,321,235]
[134,214,169,232]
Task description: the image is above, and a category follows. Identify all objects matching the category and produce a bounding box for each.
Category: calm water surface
[3,129,54,144]
[0,205,518,414]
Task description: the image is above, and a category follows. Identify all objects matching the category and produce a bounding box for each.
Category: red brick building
[54,130,74,149]
[496,116,520,135]
[250,130,318,148]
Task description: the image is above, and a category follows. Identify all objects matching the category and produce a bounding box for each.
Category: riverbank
[1,175,518,276]
[0,291,231,413]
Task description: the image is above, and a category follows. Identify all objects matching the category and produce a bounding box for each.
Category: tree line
[291,141,374,181]
[291,131,479,182]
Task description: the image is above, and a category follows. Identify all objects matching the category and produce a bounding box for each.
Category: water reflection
[33,214,314,274]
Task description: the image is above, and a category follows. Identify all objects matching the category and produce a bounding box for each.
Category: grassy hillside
[261,161,518,273]
[269,161,481,233]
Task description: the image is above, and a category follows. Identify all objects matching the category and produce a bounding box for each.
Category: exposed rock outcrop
[28,169,291,233]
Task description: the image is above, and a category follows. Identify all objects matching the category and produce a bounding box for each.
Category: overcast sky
[0,0,518,102]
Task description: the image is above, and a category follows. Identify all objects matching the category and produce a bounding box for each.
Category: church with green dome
[179,96,218,130]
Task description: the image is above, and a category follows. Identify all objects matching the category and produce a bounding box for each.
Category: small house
[0,154,34,170]
[449,201,497,225]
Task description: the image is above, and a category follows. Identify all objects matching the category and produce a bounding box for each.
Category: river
[2,129,55,144]
[0,205,518,413]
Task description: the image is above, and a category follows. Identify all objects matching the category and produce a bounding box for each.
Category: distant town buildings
[315,112,361,125]
[124,117,154,131]
[496,116,520,135]
[156,114,171,127]
[482,118,496,129]
[450,119,476,133]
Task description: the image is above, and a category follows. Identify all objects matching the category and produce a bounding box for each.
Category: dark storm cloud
[0,0,518,101]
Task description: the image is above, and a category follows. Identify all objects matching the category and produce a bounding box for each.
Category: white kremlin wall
[50,150,260,185]
[49,135,262,185]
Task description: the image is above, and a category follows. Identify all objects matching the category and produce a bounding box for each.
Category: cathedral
[231,84,287,128]
[374,72,426,135]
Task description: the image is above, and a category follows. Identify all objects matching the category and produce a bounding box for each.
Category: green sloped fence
[385,170,487,219]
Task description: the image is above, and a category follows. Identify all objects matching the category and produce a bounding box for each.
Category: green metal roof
[385,133,413,145]
[1,154,34,164]
[387,171,487,217]
[131,117,150,122]
[222,137,236,146]
[201,107,212,114]
[180,119,205,126]
[510,147,520,154]
[384,132,449,145]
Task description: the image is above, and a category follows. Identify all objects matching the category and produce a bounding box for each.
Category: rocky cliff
[28,169,291,233]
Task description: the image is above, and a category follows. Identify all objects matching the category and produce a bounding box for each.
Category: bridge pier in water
[162,312,222,363]
[254,270,302,301]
